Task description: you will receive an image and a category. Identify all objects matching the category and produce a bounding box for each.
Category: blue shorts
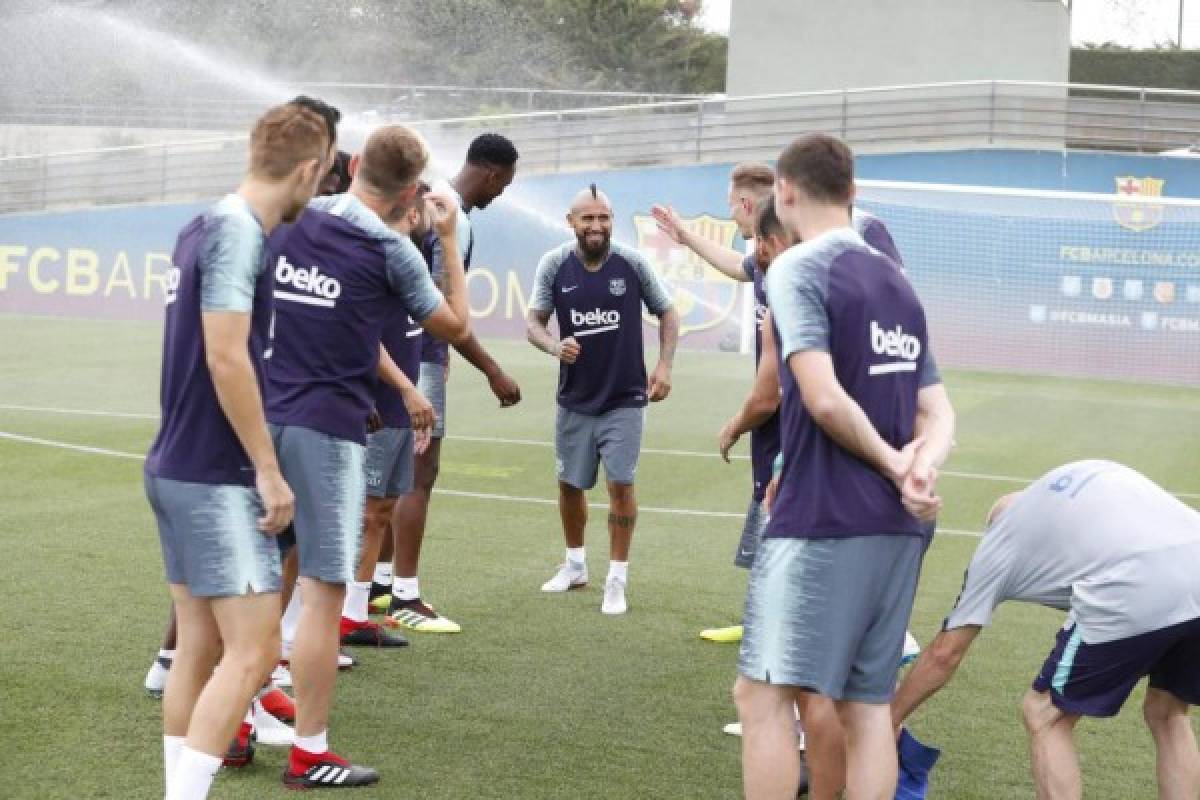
[1033,616,1200,717]
[364,426,414,499]
[417,361,447,439]
[270,424,365,585]
[145,473,282,597]
[739,534,924,703]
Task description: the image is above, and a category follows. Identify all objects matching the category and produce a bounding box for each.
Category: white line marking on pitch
[0,428,989,536]
[2,404,1197,501]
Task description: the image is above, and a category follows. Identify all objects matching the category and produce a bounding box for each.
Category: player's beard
[577,230,610,262]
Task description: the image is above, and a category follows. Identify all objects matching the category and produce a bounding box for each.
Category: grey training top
[945,460,1200,643]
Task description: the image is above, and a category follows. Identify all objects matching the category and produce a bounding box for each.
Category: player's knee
[733,676,768,718]
[1021,690,1062,736]
[225,638,278,685]
[732,675,753,712]
[607,481,635,503]
[1143,689,1185,731]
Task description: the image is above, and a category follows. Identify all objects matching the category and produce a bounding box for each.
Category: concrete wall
[727,0,1070,96]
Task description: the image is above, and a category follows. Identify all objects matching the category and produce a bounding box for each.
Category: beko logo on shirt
[163,266,182,305]
[569,308,621,336]
[274,255,341,307]
[868,320,920,375]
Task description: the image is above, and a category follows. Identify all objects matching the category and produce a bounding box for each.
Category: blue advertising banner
[1,149,1197,384]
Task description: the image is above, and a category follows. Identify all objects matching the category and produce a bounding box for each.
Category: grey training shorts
[417,361,447,439]
[555,405,644,490]
[739,534,925,703]
[270,424,365,585]
[145,473,282,597]
[364,426,415,499]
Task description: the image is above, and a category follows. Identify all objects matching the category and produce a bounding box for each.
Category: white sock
[372,562,393,585]
[163,735,185,796]
[167,746,221,800]
[392,576,419,601]
[566,547,586,567]
[243,705,254,726]
[607,561,628,582]
[159,648,176,661]
[295,729,328,755]
[342,581,371,623]
[281,582,302,653]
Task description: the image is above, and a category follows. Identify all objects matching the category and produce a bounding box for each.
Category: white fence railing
[3,81,1199,214]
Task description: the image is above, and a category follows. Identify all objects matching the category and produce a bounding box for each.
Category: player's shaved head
[567,183,613,263]
[569,183,612,215]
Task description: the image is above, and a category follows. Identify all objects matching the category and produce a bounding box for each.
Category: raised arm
[651,204,750,282]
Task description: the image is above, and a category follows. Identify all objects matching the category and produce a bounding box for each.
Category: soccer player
[145,96,346,705]
[735,133,954,800]
[339,181,436,645]
[525,184,679,615]
[265,124,471,789]
[894,460,1200,800]
[651,163,774,638]
[143,102,331,800]
[384,133,521,634]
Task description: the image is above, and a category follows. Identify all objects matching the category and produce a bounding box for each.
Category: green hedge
[1071,48,1200,90]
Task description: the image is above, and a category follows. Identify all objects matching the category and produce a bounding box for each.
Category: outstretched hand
[650,204,686,245]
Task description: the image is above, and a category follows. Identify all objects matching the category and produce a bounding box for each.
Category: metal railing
[3,80,1199,214]
[0,83,705,132]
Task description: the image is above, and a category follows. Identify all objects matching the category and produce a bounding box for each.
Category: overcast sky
[697,1,1200,49]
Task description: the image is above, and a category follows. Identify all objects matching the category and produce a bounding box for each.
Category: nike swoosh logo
[562,286,578,293]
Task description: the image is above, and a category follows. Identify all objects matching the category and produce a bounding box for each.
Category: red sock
[289,745,347,773]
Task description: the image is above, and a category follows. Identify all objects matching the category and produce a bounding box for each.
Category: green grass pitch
[0,314,1197,799]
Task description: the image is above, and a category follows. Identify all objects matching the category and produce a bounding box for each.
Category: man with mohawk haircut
[526,184,679,616]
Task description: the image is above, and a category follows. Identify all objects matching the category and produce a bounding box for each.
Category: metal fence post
[1138,86,1147,154]
[555,111,563,172]
[39,154,48,211]
[988,80,996,145]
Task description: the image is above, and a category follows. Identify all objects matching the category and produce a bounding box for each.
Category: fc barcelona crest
[632,213,741,335]
[609,278,626,296]
[1113,176,1165,232]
